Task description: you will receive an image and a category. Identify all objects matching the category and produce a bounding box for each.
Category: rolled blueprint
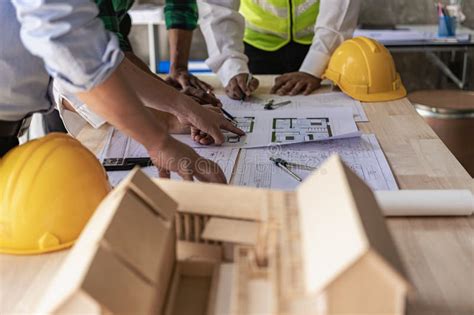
[375,190,474,216]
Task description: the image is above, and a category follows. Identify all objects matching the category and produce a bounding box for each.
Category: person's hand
[148,136,227,183]
[189,106,229,145]
[152,106,231,145]
[270,72,321,96]
[148,108,190,134]
[165,71,222,107]
[166,68,213,92]
[225,73,259,100]
[177,104,245,145]
[181,86,222,108]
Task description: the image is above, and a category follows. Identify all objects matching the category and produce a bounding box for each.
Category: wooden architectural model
[36,155,410,315]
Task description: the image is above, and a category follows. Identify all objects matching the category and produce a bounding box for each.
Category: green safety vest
[240,0,320,51]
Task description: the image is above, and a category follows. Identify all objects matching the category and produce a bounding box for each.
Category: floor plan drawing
[271,117,333,143]
[234,116,255,133]
[174,108,360,149]
[223,116,255,144]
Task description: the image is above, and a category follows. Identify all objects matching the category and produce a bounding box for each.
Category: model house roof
[35,154,410,315]
[296,155,408,295]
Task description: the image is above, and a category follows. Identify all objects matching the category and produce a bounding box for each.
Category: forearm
[169,29,193,73]
[300,0,361,78]
[150,109,190,134]
[125,52,155,74]
[120,57,200,116]
[77,61,168,150]
[166,27,215,92]
[165,0,197,73]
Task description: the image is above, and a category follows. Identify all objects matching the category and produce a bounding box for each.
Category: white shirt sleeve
[11,0,123,94]
[198,0,249,87]
[299,0,361,78]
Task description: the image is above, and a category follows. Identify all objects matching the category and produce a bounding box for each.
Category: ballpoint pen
[205,89,237,122]
[270,157,303,182]
[241,73,253,103]
[264,100,292,110]
[221,108,237,122]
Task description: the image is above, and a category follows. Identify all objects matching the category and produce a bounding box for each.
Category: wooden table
[1,75,472,315]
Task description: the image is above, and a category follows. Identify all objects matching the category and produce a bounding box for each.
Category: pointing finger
[221,119,245,136]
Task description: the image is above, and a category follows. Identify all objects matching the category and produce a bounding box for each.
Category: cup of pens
[438,3,457,37]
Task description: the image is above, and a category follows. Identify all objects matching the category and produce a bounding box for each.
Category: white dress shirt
[198,0,360,86]
[0,0,123,121]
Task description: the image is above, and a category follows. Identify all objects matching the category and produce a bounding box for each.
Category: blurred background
[128,0,474,91]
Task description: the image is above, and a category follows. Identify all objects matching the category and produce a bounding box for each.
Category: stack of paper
[231,134,398,191]
[98,93,369,186]
[99,127,397,192]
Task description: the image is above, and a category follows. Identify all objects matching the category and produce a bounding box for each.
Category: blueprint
[231,134,398,191]
[98,128,396,191]
[217,92,368,122]
[99,128,239,186]
[173,107,360,149]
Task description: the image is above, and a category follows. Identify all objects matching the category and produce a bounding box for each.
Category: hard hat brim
[323,36,408,103]
[340,84,408,103]
[0,240,75,255]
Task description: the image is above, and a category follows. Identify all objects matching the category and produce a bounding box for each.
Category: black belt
[0,116,32,138]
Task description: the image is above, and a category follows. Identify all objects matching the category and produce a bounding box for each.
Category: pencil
[221,108,236,122]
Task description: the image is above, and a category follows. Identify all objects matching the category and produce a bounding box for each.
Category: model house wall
[36,155,410,315]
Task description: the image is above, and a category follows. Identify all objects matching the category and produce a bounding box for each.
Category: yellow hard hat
[323,36,407,102]
[0,133,110,255]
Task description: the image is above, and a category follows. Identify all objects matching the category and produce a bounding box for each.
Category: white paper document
[99,128,239,186]
[231,134,398,191]
[217,92,368,122]
[353,29,433,42]
[173,107,361,149]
